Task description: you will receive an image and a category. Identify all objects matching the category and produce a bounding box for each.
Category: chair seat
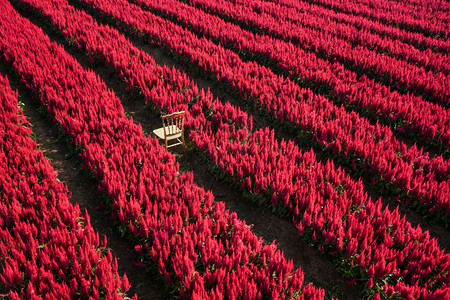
[153,125,182,140]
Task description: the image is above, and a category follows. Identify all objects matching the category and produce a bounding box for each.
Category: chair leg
[164,138,168,151]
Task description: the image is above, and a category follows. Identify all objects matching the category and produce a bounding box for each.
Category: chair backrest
[162,111,185,138]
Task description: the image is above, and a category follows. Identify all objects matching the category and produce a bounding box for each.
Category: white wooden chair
[152,111,186,154]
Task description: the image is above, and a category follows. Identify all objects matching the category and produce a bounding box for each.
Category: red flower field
[0,0,449,298]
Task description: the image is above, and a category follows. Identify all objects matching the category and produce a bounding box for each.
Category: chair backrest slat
[162,111,185,137]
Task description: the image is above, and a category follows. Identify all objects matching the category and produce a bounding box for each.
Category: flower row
[225,0,449,75]
[189,98,450,299]
[136,0,450,152]
[306,0,449,39]
[77,0,450,221]
[1,1,318,298]
[319,0,450,28]
[272,0,450,54]
[395,0,450,11]
[0,74,131,299]
[184,0,449,106]
[19,0,450,297]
